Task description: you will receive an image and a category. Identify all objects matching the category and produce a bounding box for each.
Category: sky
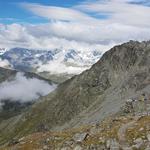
[0,0,150,50]
[0,0,83,24]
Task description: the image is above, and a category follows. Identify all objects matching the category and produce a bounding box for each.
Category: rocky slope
[0,67,16,83]
[0,67,54,84]
[1,40,150,145]
[1,113,150,150]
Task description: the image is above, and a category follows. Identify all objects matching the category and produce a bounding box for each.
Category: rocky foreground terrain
[1,112,150,150]
[1,99,150,150]
[1,40,150,149]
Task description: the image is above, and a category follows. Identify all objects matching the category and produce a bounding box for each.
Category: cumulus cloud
[0,23,117,51]
[0,0,150,52]
[0,72,57,103]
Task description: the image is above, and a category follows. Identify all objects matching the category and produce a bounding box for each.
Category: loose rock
[73,133,89,143]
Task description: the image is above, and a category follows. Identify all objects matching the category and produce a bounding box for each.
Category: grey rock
[145,143,150,150]
[99,137,105,144]
[88,144,106,150]
[61,147,71,150]
[147,134,150,141]
[123,99,134,114]
[54,136,63,140]
[132,138,144,149]
[8,138,19,146]
[64,140,74,146]
[43,145,49,150]
[18,137,25,142]
[73,133,89,143]
[106,139,120,150]
[106,139,111,149]
[90,126,102,135]
[121,147,132,150]
[139,127,144,131]
[73,145,83,150]
[134,138,143,144]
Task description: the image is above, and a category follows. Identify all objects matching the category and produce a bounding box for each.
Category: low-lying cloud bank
[37,61,89,75]
[0,58,10,68]
[0,73,57,103]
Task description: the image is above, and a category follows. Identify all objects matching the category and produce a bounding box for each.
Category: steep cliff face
[1,41,150,144]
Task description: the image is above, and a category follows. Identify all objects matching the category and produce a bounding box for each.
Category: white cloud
[0,23,116,51]
[37,61,89,75]
[76,0,150,27]
[0,0,150,53]
[0,58,10,68]
[21,3,100,25]
[0,72,57,102]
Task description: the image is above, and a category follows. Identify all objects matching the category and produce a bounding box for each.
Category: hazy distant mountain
[0,48,7,55]
[1,48,54,72]
[0,47,103,82]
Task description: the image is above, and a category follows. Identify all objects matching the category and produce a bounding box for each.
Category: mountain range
[1,40,150,148]
[0,47,104,82]
[0,41,150,150]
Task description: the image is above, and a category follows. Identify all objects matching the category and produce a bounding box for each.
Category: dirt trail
[117,116,140,150]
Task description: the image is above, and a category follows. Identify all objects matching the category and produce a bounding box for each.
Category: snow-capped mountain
[0,47,106,76]
[0,48,7,55]
[1,48,54,72]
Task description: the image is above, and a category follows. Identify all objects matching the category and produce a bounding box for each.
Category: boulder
[106,139,119,150]
[132,138,144,149]
[88,144,106,150]
[73,145,83,150]
[43,145,49,150]
[90,125,102,135]
[72,133,89,143]
[8,138,19,146]
[61,147,71,150]
[147,134,150,141]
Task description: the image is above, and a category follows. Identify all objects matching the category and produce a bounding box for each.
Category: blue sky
[0,0,85,24]
[0,0,150,50]
[0,0,149,24]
